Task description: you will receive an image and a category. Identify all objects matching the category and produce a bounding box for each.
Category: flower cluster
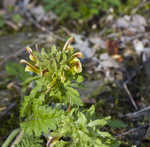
[21,37,83,76]
[20,37,83,93]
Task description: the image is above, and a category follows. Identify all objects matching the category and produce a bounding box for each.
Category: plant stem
[2,128,20,147]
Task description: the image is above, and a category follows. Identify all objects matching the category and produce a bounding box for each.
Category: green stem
[11,130,24,147]
[2,128,20,147]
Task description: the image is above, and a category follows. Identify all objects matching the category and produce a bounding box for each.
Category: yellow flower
[70,57,82,73]
[72,52,83,59]
[26,46,37,62]
[63,37,74,51]
[20,59,40,74]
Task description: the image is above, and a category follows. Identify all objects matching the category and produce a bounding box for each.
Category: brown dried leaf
[106,40,123,62]
[106,40,119,56]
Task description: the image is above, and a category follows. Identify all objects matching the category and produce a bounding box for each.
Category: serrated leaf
[86,105,95,118]
[77,112,87,125]
[97,131,112,138]
[88,116,110,127]
[65,87,82,105]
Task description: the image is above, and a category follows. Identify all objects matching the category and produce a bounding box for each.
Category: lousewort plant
[2,37,120,147]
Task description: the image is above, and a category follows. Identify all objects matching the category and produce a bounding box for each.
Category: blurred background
[1,0,150,146]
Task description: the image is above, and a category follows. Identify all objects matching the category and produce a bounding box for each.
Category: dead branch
[117,125,147,138]
[123,83,138,110]
[0,101,16,119]
[125,106,150,119]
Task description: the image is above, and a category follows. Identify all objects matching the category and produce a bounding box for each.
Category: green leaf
[21,106,63,136]
[51,45,57,55]
[86,105,95,118]
[41,48,47,58]
[97,131,112,138]
[5,62,31,82]
[77,112,87,125]
[76,75,84,83]
[108,119,127,128]
[65,87,82,105]
[12,14,22,23]
[88,116,110,127]
[15,134,43,147]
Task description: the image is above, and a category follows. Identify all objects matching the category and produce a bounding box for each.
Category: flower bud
[26,47,37,62]
[20,59,40,74]
[63,37,74,51]
[72,52,83,58]
[70,58,82,73]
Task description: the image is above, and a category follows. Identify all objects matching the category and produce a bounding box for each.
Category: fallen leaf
[106,40,123,62]
[106,40,119,55]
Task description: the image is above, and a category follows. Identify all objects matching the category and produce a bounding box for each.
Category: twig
[11,130,24,147]
[124,65,143,85]
[123,83,138,110]
[125,106,150,118]
[5,20,19,31]
[117,125,146,138]
[0,101,16,119]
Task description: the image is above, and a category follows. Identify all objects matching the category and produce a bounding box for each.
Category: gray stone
[115,17,130,28]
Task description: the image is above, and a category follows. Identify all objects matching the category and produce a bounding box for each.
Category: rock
[120,36,132,45]
[114,15,147,33]
[78,80,104,98]
[132,15,147,27]
[30,5,45,22]
[99,53,109,60]
[106,14,114,23]
[142,48,150,76]
[100,58,120,69]
[89,35,106,49]
[44,11,58,22]
[130,15,147,33]
[99,53,120,69]
[72,34,94,58]
[133,39,144,55]
[115,17,130,29]
[82,57,99,71]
